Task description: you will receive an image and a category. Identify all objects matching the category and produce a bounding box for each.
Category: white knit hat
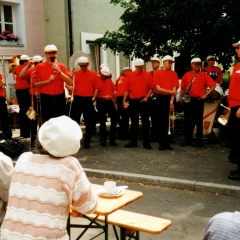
[38,116,82,157]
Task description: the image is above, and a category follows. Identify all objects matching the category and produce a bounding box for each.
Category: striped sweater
[1,152,98,239]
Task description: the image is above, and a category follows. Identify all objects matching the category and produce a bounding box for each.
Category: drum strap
[186,73,198,95]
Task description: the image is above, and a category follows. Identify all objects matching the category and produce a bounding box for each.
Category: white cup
[104,181,116,194]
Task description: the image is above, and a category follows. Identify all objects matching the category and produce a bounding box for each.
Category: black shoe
[165,145,173,150]
[143,143,152,149]
[195,140,202,148]
[110,141,117,146]
[84,144,90,149]
[228,173,240,180]
[180,141,192,147]
[100,141,106,146]
[124,141,138,148]
[159,145,165,151]
[229,170,238,175]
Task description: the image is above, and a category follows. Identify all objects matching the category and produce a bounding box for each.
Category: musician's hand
[141,97,148,102]
[52,63,60,73]
[1,79,6,85]
[49,75,56,83]
[171,89,177,96]
[236,108,240,118]
[179,99,184,106]
[123,101,128,109]
[198,94,208,100]
[170,103,174,111]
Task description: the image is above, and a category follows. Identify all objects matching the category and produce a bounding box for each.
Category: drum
[205,84,223,103]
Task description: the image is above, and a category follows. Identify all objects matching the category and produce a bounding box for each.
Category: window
[0,4,13,33]
[86,41,100,73]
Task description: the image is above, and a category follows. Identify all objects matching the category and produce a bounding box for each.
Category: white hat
[232,41,240,47]
[100,66,111,76]
[150,55,160,62]
[32,55,43,63]
[135,58,145,67]
[123,67,131,70]
[191,57,202,63]
[206,55,215,61]
[38,116,82,157]
[162,55,174,62]
[100,63,108,69]
[20,55,30,61]
[78,56,89,65]
[44,44,58,52]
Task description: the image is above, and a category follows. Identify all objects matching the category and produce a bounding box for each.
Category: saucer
[97,188,124,198]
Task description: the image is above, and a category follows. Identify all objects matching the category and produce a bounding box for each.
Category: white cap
[38,116,82,157]
[44,44,58,52]
[150,55,160,62]
[162,55,174,62]
[191,57,202,63]
[100,66,111,76]
[32,55,43,63]
[20,55,30,61]
[100,63,108,68]
[123,67,131,70]
[78,56,88,64]
[135,58,145,67]
[232,41,240,47]
[206,55,215,61]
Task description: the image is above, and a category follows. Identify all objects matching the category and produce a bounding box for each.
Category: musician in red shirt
[69,56,101,149]
[202,55,223,84]
[227,41,240,180]
[34,45,72,123]
[97,66,117,146]
[123,59,153,149]
[179,58,216,147]
[153,55,179,150]
[115,67,132,139]
[20,55,43,147]
[0,73,12,138]
[13,54,31,138]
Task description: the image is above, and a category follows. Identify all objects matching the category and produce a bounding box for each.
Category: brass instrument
[69,51,92,70]
[168,110,176,135]
[26,71,37,120]
[150,91,156,101]
[1,57,7,100]
[67,69,75,117]
[218,103,231,126]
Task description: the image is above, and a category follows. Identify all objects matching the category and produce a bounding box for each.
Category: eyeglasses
[79,65,87,67]
[46,51,57,55]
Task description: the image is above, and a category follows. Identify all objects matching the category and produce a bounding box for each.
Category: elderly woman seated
[1,116,98,239]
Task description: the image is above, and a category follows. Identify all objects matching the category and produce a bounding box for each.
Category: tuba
[218,103,231,126]
[26,71,37,120]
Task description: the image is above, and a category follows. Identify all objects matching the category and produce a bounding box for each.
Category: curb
[84,168,240,198]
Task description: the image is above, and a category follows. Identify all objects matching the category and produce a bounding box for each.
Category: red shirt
[115,74,129,97]
[202,66,223,84]
[98,78,116,99]
[13,65,30,90]
[229,63,240,108]
[181,71,216,97]
[25,67,41,95]
[74,70,101,96]
[153,69,179,95]
[35,62,71,95]
[125,70,153,99]
[0,74,5,97]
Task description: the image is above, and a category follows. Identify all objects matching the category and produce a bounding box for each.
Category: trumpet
[168,110,176,135]
[26,71,37,120]
[218,103,231,126]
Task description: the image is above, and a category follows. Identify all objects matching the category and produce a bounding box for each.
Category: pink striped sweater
[1,152,98,239]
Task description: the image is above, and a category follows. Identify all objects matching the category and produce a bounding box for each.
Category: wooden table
[67,184,143,240]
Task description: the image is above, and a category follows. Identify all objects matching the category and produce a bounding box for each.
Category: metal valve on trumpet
[218,103,231,126]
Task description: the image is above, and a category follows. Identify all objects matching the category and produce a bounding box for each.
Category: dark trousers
[183,97,204,142]
[129,98,150,143]
[229,106,240,173]
[116,96,130,134]
[16,89,30,137]
[70,96,95,145]
[97,100,117,143]
[156,94,171,146]
[0,97,12,137]
[40,93,66,124]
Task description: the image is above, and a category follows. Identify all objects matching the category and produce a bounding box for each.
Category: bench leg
[119,227,140,240]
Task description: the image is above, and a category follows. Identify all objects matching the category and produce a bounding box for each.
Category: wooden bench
[71,209,172,240]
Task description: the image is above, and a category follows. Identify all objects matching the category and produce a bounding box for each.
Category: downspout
[67,0,73,56]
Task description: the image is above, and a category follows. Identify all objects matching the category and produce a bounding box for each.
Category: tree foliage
[95,0,240,70]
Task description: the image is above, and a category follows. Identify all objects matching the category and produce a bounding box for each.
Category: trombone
[218,103,231,126]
